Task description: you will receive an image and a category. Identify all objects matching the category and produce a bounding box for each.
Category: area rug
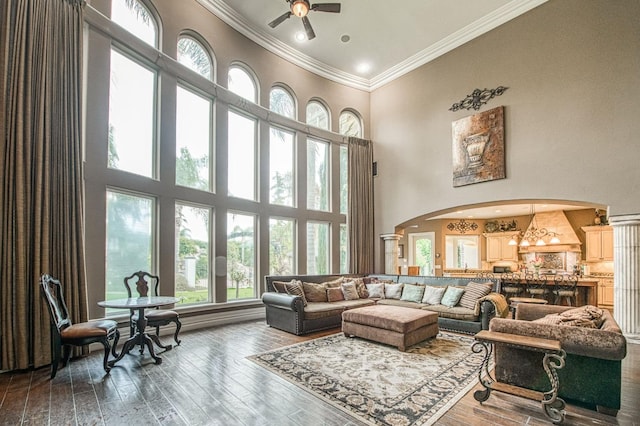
[247,332,486,425]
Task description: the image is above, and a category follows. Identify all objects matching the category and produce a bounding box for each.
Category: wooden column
[610,214,640,344]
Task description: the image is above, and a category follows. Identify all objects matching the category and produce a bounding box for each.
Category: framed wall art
[452,105,505,187]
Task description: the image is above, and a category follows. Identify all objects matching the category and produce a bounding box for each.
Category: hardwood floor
[0,320,638,425]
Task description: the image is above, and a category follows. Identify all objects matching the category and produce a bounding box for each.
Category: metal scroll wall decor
[446,219,478,234]
[449,86,508,112]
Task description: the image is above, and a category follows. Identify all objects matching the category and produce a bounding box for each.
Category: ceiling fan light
[291,0,309,17]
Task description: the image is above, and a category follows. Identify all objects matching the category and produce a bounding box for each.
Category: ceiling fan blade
[302,16,316,40]
[311,3,341,13]
[268,11,292,28]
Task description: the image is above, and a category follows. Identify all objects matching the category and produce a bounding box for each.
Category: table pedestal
[109,307,164,365]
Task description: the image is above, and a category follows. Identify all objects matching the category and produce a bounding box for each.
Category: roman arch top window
[339,110,362,137]
[306,100,329,130]
[177,36,213,80]
[270,86,295,119]
[228,66,257,102]
[111,0,157,47]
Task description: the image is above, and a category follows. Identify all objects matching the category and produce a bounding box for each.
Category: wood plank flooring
[0,320,638,425]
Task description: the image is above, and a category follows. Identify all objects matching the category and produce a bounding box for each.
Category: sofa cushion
[441,286,465,307]
[458,281,493,310]
[322,277,345,288]
[284,280,307,306]
[385,283,404,299]
[326,287,345,302]
[303,302,344,320]
[423,304,478,321]
[332,299,375,309]
[366,283,385,298]
[342,281,360,300]
[421,285,446,305]
[377,299,428,309]
[400,284,425,303]
[302,282,328,302]
[272,280,295,293]
[351,277,370,298]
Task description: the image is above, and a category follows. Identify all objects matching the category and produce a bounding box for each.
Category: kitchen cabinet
[484,232,518,262]
[582,226,613,262]
[597,278,614,310]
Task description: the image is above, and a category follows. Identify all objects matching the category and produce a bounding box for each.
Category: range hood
[519,210,582,253]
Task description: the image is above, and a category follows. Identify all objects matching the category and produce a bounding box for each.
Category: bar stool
[501,273,524,303]
[526,273,550,300]
[553,275,579,306]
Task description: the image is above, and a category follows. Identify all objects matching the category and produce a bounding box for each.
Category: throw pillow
[284,280,307,306]
[322,277,345,288]
[327,287,345,302]
[441,286,465,307]
[302,282,328,302]
[366,283,385,299]
[271,280,290,293]
[458,281,493,310]
[421,285,447,305]
[341,281,360,300]
[351,277,370,298]
[384,283,404,300]
[400,283,425,303]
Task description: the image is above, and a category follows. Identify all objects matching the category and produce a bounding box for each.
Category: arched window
[339,110,363,137]
[111,0,157,47]
[306,100,330,130]
[228,65,257,102]
[177,35,213,80]
[270,86,295,119]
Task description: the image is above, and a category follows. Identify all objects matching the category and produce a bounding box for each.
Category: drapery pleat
[347,137,374,274]
[0,0,87,371]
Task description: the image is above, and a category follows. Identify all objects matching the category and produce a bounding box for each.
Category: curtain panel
[347,137,374,274]
[0,0,87,371]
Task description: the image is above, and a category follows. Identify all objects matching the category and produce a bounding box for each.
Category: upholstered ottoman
[342,305,439,351]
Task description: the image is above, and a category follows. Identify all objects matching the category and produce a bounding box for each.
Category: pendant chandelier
[507,204,561,247]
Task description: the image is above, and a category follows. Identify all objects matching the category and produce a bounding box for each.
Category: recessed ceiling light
[456,210,464,214]
[340,34,350,43]
[356,62,371,74]
[294,32,306,42]
[467,215,474,218]
[495,209,501,213]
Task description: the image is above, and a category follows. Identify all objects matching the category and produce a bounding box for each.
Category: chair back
[124,271,160,297]
[40,274,72,333]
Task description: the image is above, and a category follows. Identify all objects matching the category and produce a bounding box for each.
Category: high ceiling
[198,0,548,90]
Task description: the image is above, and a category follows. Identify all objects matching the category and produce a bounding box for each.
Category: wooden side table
[472,330,566,424]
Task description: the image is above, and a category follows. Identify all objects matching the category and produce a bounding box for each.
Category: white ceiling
[422,202,604,221]
[198,0,548,90]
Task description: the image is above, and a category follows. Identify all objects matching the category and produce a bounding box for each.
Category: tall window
[307,139,330,211]
[227,212,256,300]
[269,218,295,275]
[108,50,156,178]
[306,100,329,130]
[111,0,157,47]
[340,224,348,273]
[175,203,211,305]
[228,66,257,201]
[105,190,154,302]
[177,36,213,80]
[269,127,295,206]
[307,221,329,274]
[339,110,362,137]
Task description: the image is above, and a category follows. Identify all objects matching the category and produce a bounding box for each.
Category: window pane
[177,37,212,80]
[339,111,362,137]
[340,223,348,274]
[111,0,157,47]
[227,213,256,300]
[108,50,155,178]
[175,204,210,305]
[270,218,295,275]
[228,111,256,200]
[176,86,211,191]
[270,87,295,118]
[340,145,347,214]
[445,235,480,269]
[105,191,154,303]
[270,127,295,206]
[228,66,256,102]
[306,101,329,130]
[307,222,329,274]
[307,139,329,211]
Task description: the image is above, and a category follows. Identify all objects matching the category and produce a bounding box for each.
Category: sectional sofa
[262,274,508,335]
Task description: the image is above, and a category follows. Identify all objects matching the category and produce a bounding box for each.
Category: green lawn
[105,287,256,307]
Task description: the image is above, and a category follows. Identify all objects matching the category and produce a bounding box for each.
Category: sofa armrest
[261,292,304,312]
[479,300,496,330]
[489,317,627,360]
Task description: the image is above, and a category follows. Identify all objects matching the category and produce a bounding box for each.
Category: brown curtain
[347,137,375,274]
[0,0,87,371]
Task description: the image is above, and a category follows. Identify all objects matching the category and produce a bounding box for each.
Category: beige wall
[370,0,640,272]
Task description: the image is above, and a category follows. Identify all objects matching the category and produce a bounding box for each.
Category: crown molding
[198,0,548,92]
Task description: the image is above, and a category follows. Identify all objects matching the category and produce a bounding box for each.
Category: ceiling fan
[268,0,341,40]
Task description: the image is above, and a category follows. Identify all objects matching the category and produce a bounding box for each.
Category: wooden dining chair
[40,274,119,378]
[123,271,181,352]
